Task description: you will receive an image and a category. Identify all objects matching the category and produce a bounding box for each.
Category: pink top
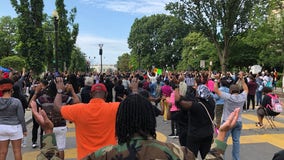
[167,90,180,112]
[207,80,214,92]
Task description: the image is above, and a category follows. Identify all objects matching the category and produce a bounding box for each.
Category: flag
[157,69,162,75]
[153,68,158,73]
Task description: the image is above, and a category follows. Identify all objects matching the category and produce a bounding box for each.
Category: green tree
[11,0,45,74]
[69,47,87,72]
[10,0,32,59]
[42,14,55,72]
[177,32,217,71]
[0,16,17,58]
[117,53,131,71]
[128,14,189,70]
[0,55,26,71]
[240,0,284,71]
[228,36,260,70]
[166,0,261,73]
[56,0,79,71]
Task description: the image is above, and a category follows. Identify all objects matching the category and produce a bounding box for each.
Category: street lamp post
[52,10,59,72]
[98,44,103,73]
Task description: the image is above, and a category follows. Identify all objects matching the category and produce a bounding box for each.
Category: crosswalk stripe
[23,114,284,160]
[242,114,284,129]
[226,134,284,149]
[23,131,167,160]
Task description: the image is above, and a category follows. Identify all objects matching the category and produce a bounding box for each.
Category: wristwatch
[57,89,63,94]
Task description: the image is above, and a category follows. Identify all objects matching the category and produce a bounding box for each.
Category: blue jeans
[224,121,242,160]
[256,91,262,106]
[149,82,157,97]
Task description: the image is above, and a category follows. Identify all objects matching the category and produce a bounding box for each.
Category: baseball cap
[84,77,94,86]
[91,83,107,92]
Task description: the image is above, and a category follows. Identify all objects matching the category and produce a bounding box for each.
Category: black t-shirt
[188,98,215,138]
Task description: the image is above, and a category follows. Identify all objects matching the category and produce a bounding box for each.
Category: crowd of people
[0,67,283,160]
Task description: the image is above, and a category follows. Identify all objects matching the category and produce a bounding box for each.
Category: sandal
[255,122,263,127]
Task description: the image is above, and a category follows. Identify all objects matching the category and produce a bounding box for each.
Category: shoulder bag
[199,102,218,137]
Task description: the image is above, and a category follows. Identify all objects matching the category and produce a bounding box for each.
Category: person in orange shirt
[54,77,120,159]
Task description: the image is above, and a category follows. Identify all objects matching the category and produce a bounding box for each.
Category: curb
[26,117,33,125]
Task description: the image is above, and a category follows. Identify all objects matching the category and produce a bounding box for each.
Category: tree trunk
[218,48,228,75]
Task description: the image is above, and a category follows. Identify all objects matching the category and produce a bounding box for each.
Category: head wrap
[0,83,13,91]
[197,85,211,101]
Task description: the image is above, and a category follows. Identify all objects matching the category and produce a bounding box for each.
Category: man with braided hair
[33,92,240,160]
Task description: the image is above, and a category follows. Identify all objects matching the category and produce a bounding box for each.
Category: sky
[0,0,175,65]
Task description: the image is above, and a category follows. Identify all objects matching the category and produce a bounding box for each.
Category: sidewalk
[24,109,33,125]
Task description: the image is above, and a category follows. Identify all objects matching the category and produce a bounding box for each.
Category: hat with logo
[91,83,107,92]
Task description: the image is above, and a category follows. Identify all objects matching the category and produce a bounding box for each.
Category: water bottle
[21,136,27,148]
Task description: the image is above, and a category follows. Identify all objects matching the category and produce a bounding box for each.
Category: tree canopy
[128,14,189,70]
[0,16,17,58]
[166,0,262,73]
[177,32,217,71]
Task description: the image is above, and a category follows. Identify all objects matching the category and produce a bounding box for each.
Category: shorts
[53,126,67,151]
[0,124,23,141]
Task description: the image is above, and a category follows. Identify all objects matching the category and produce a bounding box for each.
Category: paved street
[5,89,284,159]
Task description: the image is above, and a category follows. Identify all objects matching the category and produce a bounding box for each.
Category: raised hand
[30,101,54,134]
[217,108,240,142]
[219,108,240,132]
[55,77,65,92]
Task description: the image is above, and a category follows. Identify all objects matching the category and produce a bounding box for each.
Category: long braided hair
[115,94,156,144]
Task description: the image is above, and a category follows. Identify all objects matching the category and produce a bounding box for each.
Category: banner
[0,66,11,72]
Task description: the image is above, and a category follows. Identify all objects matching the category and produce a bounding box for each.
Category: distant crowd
[0,67,283,160]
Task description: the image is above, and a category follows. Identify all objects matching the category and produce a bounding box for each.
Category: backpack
[266,81,272,88]
[266,94,283,113]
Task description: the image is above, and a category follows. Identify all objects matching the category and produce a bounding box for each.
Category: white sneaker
[32,143,38,148]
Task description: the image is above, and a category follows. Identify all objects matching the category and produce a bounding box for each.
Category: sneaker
[173,135,179,139]
[168,133,175,138]
[169,134,179,139]
[32,143,38,148]
[21,143,26,148]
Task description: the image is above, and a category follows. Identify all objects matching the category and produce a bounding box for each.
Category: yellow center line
[23,131,167,160]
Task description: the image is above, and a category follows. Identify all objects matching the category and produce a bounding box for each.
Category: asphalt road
[6,87,284,159]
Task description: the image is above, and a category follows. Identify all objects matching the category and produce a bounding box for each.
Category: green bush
[0,55,26,71]
[276,73,283,88]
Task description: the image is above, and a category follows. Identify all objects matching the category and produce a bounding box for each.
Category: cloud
[80,0,175,15]
[76,34,130,64]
